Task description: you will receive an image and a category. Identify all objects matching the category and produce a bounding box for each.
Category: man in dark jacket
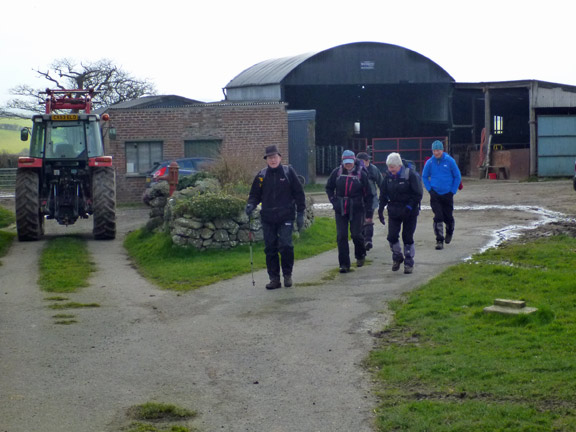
[378,152,423,274]
[356,152,383,251]
[246,145,306,290]
[325,150,374,273]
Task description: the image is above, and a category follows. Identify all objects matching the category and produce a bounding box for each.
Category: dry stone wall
[143,181,314,251]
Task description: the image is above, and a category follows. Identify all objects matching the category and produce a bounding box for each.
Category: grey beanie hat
[386,152,402,166]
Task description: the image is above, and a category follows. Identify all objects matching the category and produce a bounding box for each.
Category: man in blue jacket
[422,140,462,250]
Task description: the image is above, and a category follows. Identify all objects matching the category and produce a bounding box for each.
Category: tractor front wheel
[92,167,116,240]
[15,169,43,241]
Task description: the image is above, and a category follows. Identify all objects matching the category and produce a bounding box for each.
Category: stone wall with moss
[142,180,314,251]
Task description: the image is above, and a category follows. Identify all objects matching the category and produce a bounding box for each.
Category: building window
[125,141,163,174]
[493,116,504,134]
[184,139,222,158]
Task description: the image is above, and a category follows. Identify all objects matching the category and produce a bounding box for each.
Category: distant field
[0,117,32,154]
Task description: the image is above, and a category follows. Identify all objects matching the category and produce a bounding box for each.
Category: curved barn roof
[225,41,454,92]
[225,52,320,87]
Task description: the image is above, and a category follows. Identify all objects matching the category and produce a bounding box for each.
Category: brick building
[101,96,288,202]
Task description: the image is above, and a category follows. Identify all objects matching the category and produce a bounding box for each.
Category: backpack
[400,159,419,181]
[336,160,364,182]
[258,164,292,187]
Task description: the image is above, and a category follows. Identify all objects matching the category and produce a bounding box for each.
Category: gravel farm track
[1,178,575,432]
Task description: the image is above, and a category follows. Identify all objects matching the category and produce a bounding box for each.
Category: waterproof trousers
[430,192,455,241]
[262,220,294,281]
[387,213,418,267]
[335,211,366,269]
[362,221,374,247]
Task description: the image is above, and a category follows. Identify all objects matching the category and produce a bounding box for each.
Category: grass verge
[368,235,576,431]
[38,236,95,292]
[0,206,16,266]
[0,205,15,228]
[124,217,337,291]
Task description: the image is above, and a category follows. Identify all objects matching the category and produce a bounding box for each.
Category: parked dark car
[146,157,214,186]
[573,160,576,191]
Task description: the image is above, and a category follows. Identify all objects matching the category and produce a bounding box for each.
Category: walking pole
[248,214,255,286]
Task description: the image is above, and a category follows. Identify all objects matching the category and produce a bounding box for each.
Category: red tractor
[16,88,116,240]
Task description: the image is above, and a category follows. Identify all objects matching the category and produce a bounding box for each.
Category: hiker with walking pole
[245,145,306,290]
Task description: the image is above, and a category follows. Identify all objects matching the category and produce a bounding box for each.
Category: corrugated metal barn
[225,41,576,179]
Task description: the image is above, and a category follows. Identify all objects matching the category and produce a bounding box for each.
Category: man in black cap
[245,145,306,289]
[356,152,383,251]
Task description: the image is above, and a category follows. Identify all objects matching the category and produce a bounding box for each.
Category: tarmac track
[0,179,575,432]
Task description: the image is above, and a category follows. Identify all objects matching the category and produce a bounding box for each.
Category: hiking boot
[404,265,413,274]
[392,257,404,272]
[266,280,282,290]
[445,233,453,244]
[283,276,293,288]
[435,241,444,250]
[339,266,350,274]
[356,257,365,268]
[365,241,373,251]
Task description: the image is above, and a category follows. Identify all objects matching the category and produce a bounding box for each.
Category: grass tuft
[48,302,100,310]
[54,319,77,325]
[124,423,194,432]
[128,402,197,421]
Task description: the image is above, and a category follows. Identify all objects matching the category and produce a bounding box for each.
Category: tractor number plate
[52,114,78,121]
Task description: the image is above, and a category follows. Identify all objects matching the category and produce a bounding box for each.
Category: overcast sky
[2,0,574,108]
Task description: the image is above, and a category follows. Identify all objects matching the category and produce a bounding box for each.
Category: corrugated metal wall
[537,115,576,176]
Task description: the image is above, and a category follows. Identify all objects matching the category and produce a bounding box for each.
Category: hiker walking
[356,152,383,251]
[246,145,306,290]
[378,152,423,274]
[422,140,462,250]
[325,150,374,273]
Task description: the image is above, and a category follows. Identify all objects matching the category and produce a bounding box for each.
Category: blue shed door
[537,115,576,176]
[288,110,316,184]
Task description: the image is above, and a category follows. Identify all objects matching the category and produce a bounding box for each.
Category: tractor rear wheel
[15,169,43,241]
[92,167,116,240]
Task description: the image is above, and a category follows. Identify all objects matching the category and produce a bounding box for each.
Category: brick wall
[103,102,288,203]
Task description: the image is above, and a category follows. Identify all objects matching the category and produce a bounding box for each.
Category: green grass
[304,182,326,193]
[128,402,196,421]
[0,207,16,263]
[368,235,576,431]
[38,236,95,292]
[0,206,15,228]
[47,302,100,309]
[0,230,15,263]
[124,217,337,290]
[0,117,31,154]
[125,402,198,432]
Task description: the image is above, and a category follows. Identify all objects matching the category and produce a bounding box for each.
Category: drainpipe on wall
[529,81,537,177]
[483,87,492,172]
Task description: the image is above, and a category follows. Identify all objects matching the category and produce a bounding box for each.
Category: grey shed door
[537,115,576,176]
[288,110,316,184]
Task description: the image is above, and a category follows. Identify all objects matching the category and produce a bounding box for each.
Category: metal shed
[225,41,455,175]
[452,80,576,177]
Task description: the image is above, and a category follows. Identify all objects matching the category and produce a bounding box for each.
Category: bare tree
[4,58,157,115]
